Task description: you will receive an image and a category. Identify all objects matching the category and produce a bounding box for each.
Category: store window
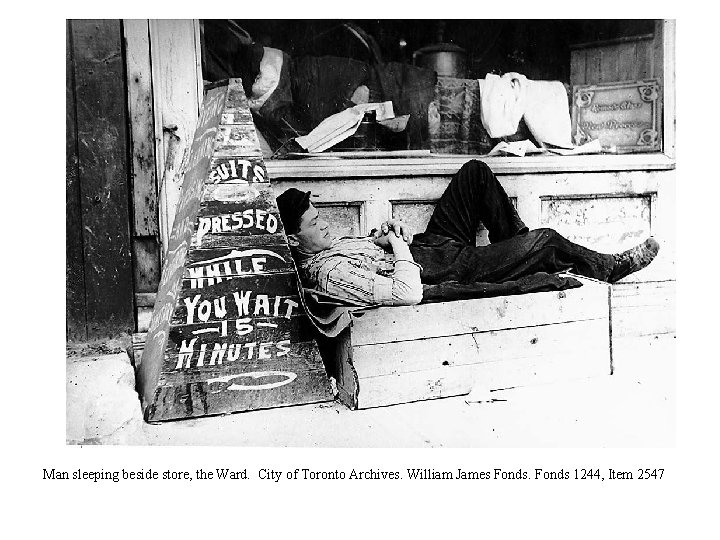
[200,20,668,160]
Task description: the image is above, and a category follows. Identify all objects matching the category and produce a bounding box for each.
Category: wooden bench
[330,275,612,409]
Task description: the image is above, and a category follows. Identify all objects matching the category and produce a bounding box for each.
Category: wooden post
[68,19,135,339]
[124,19,161,327]
[149,19,204,259]
[66,21,86,340]
[137,80,332,422]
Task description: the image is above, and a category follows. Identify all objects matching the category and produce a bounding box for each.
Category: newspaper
[295,102,395,153]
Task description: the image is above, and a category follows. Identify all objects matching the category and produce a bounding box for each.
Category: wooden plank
[617,41,637,81]
[66,21,87,341]
[349,277,609,346]
[166,315,308,355]
[571,33,655,50]
[586,47,602,84]
[352,318,609,379]
[202,181,273,204]
[611,280,675,337]
[138,83,228,408]
[133,236,160,293]
[612,305,675,338]
[336,330,359,407]
[137,307,153,334]
[132,320,315,369]
[198,190,278,214]
[184,243,293,277]
[133,315,316,368]
[190,231,290,249]
[135,292,156,307]
[611,280,675,303]
[570,48,586,87]
[657,20,674,159]
[132,332,146,366]
[636,38,652,80]
[599,44,620,83]
[163,340,300,373]
[652,20,663,80]
[265,153,675,179]
[124,19,158,236]
[71,19,134,338]
[171,290,300,327]
[148,366,331,421]
[149,19,203,255]
[355,336,610,409]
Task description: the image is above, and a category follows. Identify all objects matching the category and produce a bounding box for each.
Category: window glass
[201,20,662,158]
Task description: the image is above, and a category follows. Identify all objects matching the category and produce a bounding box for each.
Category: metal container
[335,111,379,151]
[413,41,467,78]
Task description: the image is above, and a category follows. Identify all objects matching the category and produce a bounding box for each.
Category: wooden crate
[611,280,675,338]
[333,275,611,409]
[570,34,657,87]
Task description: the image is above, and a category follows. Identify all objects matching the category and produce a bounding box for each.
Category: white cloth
[478,72,573,148]
[523,79,572,148]
[480,73,527,139]
[249,47,283,112]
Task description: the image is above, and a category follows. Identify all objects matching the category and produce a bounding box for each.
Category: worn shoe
[608,237,660,283]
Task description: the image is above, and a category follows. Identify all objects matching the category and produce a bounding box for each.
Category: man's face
[290,204,334,254]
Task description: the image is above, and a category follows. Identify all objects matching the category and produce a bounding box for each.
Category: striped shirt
[298,237,423,306]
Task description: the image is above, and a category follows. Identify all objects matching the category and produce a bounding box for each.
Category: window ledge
[266,153,676,179]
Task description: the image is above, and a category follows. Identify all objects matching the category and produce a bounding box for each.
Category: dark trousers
[410,160,615,284]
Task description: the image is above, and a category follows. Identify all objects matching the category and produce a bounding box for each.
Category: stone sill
[266,153,676,179]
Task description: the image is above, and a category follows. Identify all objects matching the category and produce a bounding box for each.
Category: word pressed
[196,209,279,243]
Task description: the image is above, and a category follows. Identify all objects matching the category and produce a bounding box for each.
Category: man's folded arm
[389,260,423,305]
[318,259,423,306]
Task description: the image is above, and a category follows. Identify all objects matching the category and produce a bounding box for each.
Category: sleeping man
[276,160,659,307]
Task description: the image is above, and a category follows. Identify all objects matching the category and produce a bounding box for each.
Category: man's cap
[276,188,311,234]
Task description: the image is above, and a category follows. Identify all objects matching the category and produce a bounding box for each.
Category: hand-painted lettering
[208,159,267,184]
[196,209,278,244]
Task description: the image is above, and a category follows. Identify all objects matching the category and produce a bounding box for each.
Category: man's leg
[413,227,614,284]
[474,228,616,282]
[423,159,527,245]
[412,159,659,284]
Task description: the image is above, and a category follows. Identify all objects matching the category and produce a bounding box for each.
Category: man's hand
[378,219,414,245]
[385,230,409,252]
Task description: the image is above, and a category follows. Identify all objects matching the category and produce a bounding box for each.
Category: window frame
[254,19,676,179]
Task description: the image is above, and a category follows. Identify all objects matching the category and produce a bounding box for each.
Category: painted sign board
[137,79,332,422]
[572,79,661,153]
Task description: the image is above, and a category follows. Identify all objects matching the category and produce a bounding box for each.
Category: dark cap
[276,188,311,235]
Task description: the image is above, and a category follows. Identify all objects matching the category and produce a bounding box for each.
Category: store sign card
[137,79,332,422]
[572,79,661,153]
